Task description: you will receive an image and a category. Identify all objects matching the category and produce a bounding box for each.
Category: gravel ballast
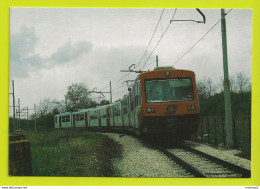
[184,141,251,170]
[104,133,192,177]
[103,133,251,177]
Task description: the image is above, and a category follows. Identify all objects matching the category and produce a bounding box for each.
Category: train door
[85,112,88,127]
[73,114,76,128]
[98,110,101,127]
[110,106,112,126]
[136,79,142,128]
[121,101,124,127]
[128,96,131,126]
[59,116,61,128]
[106,106,110,126]
[130,86,136,127]
[133,83,136,128]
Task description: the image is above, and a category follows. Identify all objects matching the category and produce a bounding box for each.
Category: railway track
[159,144,251,178]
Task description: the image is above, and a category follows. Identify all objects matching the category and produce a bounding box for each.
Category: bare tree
[218,76,235,93]
[197,77,217,99]
[234,72,251,93]
[36,97,54,116]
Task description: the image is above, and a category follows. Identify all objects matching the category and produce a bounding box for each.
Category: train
[54,67,200,141]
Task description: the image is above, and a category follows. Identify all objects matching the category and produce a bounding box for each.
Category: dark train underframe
[139,114,200,140]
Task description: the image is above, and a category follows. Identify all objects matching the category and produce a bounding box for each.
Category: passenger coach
[54,67,200,140]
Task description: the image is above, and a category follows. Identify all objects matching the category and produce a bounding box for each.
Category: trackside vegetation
[26,130,122,176]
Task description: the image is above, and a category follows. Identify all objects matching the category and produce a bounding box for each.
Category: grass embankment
[26,130,122,176]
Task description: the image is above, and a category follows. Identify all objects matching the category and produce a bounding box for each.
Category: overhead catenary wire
[99,9,177,101]
[172,9,233,67]
[98,9,167,92]
[135,9,165,69]
[97,9,234,100]
[172,19,221,66]
[141,8,178,70]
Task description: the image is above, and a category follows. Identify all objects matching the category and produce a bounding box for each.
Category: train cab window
[145,78,194,102]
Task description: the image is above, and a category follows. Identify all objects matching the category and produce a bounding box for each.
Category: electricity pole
[156,55,159,68]
[12,80,16,131]
[27,107,29,131]
[34,104,37,132]
[110,81,112,103]
[91,82,112,103]
[221,9,233,147]
[18,98,20,129]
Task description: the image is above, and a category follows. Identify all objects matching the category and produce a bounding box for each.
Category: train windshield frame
[145,78,194,103]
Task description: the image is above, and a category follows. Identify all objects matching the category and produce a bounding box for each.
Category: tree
[65,83,94,112]
[197,77,217,100]
[218,72,251,93]
[234,72,251,93]
[52,99,66,113]
[99,99,110,105]
[36,98,66,116]
[36,98,54,116]
[218,76,235,93]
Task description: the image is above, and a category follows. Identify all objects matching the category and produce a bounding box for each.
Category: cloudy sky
[9,8,252,117]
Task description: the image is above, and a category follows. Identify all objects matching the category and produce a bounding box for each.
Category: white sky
[9,8,252,117]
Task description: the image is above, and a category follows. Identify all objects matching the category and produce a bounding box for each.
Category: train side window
[76,114,79,121]
[75,113,84,121]
[80,113,84,120]
[65,115,70,122]
[62,116,65,122]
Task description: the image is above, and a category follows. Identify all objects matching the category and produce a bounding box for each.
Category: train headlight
[187,105,196,111]
[165,71,171,77]
[147,107,156,113]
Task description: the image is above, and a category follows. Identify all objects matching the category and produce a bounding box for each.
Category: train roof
[55,112,71,116]
[138,68,195,78]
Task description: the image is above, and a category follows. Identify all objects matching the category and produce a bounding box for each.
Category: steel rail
[181,144,251,178]
[159,147,207,178]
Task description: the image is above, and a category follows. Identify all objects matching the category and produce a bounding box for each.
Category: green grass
[25,129,122,176]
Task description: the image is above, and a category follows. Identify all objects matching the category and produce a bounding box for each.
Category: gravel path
[103,133,192,177]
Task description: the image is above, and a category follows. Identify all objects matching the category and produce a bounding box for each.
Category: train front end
[138,68,200,140]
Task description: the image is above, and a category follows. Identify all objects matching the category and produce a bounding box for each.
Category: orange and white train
[54,67,200,140]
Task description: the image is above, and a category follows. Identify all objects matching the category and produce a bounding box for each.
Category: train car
[136,67,200,139]
[89,107,99,127]
[121,95,131,127]
[72,109,89,128]
[54,66,200,141]
[54,114,60,129]
[54,112,72,129]
[96,105,109,127]
[109,101,122,127]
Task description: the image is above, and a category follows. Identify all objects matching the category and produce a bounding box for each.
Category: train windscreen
[145,78,194,102]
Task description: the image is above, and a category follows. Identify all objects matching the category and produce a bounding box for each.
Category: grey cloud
[10,26,39,62]
[10,26,44,78]
[10,26,93,78]
[50,40,93,64]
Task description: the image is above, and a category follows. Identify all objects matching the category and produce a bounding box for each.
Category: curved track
[159,144,250,178]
